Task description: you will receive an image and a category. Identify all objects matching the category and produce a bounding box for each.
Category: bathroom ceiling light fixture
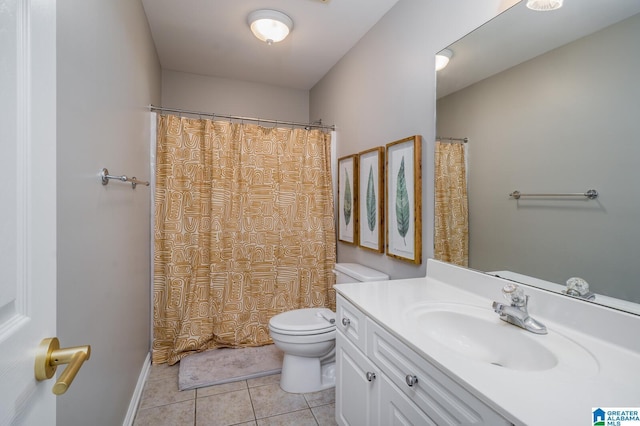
[248,9,293,45]
[526,0,564,11]
[435,49,452,71]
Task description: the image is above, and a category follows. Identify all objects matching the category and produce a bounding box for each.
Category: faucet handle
[566,277,589,296]
[564,277,596,300]
[502,283,526,306]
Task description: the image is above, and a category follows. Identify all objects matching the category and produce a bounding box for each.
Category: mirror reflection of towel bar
[509,189,598,200]
[100,168,149,189]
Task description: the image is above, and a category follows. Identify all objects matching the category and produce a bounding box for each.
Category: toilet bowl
[269,307,337,393]
[268,263,389,393]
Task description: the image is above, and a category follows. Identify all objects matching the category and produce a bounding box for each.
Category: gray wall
[310,0,516,279]
[437,14,640,302]
[57,0,161,424]
[162,70,310,123]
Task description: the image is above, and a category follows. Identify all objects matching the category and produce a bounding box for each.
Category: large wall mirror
[436,0,640,313]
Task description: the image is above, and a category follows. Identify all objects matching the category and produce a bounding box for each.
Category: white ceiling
[141,0,400,90]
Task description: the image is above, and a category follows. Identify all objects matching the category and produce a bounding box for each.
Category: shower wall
[161,69,310,123]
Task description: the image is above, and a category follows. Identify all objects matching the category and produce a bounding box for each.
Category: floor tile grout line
[254,407,317,422]
[138,398,196,412]
[193,381,198,426]
[310,407,321,426]
[247,384,259,423]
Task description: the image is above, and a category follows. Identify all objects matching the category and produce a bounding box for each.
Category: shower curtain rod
[436,136,468,143]
[149,105,335,131]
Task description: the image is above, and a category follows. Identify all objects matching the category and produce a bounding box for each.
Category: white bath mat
[178,344,283,391]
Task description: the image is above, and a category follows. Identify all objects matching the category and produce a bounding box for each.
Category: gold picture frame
[338,154,358,244]
[358,147,385,252]
[385,135,422,264]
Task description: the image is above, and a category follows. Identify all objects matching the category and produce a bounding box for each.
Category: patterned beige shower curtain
[434,141,468,267]
[153,114,336,365]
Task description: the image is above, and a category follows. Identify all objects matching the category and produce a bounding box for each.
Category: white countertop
[334,260,640,426]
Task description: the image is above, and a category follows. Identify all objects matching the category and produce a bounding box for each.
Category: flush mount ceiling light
[526,0,564,11]
[248,9,293,45]
[435,49,452,71]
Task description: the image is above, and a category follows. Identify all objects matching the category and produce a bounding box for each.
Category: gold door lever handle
[35,337,91,395]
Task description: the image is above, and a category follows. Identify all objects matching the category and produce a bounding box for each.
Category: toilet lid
[269,308,336,334]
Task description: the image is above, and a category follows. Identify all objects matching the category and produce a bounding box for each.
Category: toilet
[268,263,389,393]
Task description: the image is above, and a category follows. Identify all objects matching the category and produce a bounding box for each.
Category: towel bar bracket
[100,168,149,189]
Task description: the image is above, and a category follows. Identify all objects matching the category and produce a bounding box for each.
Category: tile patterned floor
[134,362,338,426]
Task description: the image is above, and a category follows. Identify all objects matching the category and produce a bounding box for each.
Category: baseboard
[122,352,151,426]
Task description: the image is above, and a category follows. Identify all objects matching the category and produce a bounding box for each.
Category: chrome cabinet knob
[341,317,351,327]
[365,371,376,382]
[405,374,418,387]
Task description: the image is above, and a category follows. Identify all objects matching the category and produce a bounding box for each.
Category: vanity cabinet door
[378,374,437,426]
[336,331,379,426]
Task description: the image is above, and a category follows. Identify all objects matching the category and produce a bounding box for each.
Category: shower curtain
[153,114,336,365]
[434,140,468,267]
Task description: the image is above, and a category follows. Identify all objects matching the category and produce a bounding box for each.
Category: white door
[0,0,57,425]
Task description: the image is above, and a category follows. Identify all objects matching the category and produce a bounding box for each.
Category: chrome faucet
[492,283,547,334]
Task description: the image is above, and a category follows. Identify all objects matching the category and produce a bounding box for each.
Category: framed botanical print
[358,147,384,252]
[338,155,358,244]
[385,135,422,264]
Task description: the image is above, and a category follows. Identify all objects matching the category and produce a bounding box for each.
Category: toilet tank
[333,263,389,284]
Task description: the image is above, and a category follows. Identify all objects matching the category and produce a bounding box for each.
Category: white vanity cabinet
[335,294,511,426]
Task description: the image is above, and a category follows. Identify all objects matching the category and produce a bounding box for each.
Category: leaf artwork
[395,156,410,245]
[366,165,376,232]
[343,168,352,226]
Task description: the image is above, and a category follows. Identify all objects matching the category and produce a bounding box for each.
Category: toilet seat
[269,308,335,336]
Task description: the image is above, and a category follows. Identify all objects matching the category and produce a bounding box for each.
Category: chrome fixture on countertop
[492,283,547,334]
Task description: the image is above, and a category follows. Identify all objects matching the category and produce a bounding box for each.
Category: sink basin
[404,302,598,374]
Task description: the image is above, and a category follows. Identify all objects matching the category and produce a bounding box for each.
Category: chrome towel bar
[509,189,598,200]
[100,168,149,189]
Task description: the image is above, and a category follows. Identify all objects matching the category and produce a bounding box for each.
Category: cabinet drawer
[367,319,510,426]
[336,294,367,353]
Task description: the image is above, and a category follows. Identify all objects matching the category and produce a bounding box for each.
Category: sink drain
[490,362,503,367]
